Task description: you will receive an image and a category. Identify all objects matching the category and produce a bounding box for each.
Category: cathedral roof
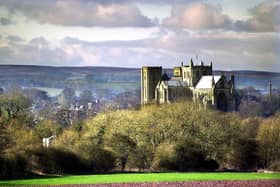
[195,75,221,89]
[166,78,188,87]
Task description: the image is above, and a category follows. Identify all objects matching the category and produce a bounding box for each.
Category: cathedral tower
[181,59,212,87]
[141,67,162,105]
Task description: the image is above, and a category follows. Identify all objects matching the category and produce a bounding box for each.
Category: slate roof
[195,75,221,89]
[165,78,188,87]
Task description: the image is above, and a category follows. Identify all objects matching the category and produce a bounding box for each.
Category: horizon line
[0,64,279,74]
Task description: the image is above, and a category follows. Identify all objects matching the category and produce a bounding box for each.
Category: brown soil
[13,180,280,187]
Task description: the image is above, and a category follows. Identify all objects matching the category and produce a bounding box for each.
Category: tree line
[0,92,280,178]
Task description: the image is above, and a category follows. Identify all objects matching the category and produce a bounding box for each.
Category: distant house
[141,59,236,112]
[42,135,55,148]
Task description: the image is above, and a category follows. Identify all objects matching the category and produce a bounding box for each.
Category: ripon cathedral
[141,59,236,112]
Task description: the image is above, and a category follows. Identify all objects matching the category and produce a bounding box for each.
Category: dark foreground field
[3,180,280,187]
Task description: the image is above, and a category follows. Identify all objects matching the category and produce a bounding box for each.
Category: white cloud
[6,35,23,43]
[234,0,280,32]
[163,0,280,32]
[0,1,279,72]
[0,0,155,27]
[0,31,279,72]
[163,3,232,30]
[0,36,79,66]
[29,37,49,48]
[0,17,13,25]
[59,29,280,71]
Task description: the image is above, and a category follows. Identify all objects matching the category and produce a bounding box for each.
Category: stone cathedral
[141,59,236,112]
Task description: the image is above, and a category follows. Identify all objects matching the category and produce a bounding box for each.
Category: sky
[0,0,279,72]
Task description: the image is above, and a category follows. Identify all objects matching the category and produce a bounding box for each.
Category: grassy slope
[1,172,280,186]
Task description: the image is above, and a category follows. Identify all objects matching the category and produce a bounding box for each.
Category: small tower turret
[211,75,216,105]
[190,58,194,67]
[212,76,215,87]
[269,81,272,99]
[230,74,235,89]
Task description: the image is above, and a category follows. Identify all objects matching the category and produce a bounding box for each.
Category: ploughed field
[1,172,280,186]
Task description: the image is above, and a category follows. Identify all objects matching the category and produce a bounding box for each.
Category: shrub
[230,138,259,170]
[128,145,153,171]
[108,134,136,171]
[27,147,85,174]
[269,161,280,171]
[82,146,115,172]
[202,159,219,171]
[151,144,176,171]
[173,140,211,171]
[0,155,27,179]
[257,115,280,168]
[151,141,219,171]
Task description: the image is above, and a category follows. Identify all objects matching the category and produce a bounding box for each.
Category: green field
[0,172,280,186]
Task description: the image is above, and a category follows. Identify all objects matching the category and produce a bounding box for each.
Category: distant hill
[0,65,279,98]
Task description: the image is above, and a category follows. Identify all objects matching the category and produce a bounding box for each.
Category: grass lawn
[0,172,280,186]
